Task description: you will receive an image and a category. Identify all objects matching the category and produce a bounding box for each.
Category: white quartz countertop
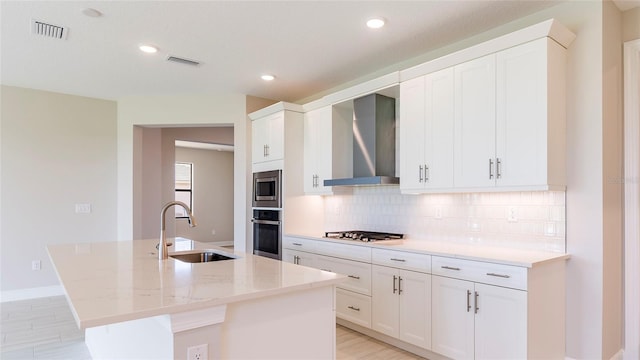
[285,234,569,268]
[47,239,346,329]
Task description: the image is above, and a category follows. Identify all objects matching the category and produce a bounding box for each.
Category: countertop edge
[284,233,570,268]
[76,276,346,329]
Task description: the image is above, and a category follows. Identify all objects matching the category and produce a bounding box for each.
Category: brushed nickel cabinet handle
[489,158,494,179]
[393,275,397,294]
[347,275,361,280]
[425,165,429,182]
[398,276,403,295]
[486,272,510,278]
[321,269,332,272]
[348,306,360,312]
[292,243,302,246]
[496,158,502,179]
[441,265,460,271]
[475,291,479,314]
[467,290,472,312]
[390,258,406,262]
[419,165,423,183]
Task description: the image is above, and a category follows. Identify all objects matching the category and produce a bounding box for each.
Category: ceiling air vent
[31,19,68,40]
[167,56,200,67]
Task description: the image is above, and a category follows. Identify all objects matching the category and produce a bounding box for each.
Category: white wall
[175,146,234,244]
[0,85,117,296]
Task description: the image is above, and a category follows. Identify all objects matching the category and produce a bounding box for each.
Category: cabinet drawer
[336,288,372,328]
[282,236,316,252]
[372,249,431,273]
[315,255,372,296]
[432,256,527,290]
[315,240,372,262]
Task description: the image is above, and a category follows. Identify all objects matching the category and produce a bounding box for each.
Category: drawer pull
[321,269,332,272]
[347,306,360,312]
[292,243,302,246]
[475,291,480,314]
[441,266,461,271]
[466,290,471,312]
[486,272,511,279]
[347,275,361,280]
[390,258,406,262]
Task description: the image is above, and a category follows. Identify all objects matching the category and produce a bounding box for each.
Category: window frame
[175,162,193,219]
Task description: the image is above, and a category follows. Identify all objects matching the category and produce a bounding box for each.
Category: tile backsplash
[323,187,566,253]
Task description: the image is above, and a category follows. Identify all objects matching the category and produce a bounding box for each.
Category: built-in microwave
[252,170,282,208]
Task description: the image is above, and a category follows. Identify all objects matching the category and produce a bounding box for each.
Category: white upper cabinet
[252,111,284,165]
[303,105,352,195]
[453,53,497,189]
[304,106,332,194]
[250,102,304,173]
[452,37,566,191]
[400,68,455,193]
[495,37,567,189]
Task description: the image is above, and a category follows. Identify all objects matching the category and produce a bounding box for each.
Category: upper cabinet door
[252,112,284,164]
[399,76,426,192]
[266,112,285,161]
[424,67,455,190]
[454,54,497,189]
[303,106,332,194]
[496,38,559,188]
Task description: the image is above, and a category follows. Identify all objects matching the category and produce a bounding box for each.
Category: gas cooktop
[324,231,404,242]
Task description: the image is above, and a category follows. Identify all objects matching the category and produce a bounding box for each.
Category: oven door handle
[251,219,281,225]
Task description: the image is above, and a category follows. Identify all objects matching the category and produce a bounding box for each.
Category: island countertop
[47,239,345,329]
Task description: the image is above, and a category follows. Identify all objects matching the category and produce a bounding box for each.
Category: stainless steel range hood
[324,93,399,187]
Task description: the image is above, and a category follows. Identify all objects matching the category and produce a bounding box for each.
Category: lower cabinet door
[371,265,400,338]
[432,275,475,359]
[474,283,527,360]
[398,270,431,350]
[281,249,315,267]
[336,288,372,328]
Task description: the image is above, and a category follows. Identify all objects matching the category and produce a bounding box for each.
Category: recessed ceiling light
[139,44,158,54]
[82,8,102,18]
[261,74,275,81]
[366,17,385,29]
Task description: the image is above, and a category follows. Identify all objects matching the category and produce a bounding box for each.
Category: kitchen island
[47,239,346,359]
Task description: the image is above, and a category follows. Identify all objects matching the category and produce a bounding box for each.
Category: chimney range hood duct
[324,93,399,187]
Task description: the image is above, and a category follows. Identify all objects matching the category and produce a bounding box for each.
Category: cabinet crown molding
[400,18,575,82]
[249,101,304,120]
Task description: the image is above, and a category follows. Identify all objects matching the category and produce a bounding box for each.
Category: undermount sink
[170,250,236,263]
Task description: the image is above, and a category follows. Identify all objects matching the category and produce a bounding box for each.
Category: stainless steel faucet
[159,201,197,260]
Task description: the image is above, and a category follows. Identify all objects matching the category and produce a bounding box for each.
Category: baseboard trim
[337,318,448,360]
[0,285,64,302]
[565,349,623,360]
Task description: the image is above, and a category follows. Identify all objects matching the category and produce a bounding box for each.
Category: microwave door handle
[251,219,281,225]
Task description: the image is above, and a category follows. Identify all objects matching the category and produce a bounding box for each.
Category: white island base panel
[86,286,336,360]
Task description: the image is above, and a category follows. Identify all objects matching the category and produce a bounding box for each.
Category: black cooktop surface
[324,231,404,242]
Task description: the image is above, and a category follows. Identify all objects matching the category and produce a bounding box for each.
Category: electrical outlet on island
[187,344,208,360]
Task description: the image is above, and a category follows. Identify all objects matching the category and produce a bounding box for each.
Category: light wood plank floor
[1,296,425,359]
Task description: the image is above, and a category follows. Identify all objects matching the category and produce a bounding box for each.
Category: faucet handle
[155,242,173,250]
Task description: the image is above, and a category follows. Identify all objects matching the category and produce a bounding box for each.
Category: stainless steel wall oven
[252,209,281,260]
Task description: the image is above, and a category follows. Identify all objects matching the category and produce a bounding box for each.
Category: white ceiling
[0,1,636,103]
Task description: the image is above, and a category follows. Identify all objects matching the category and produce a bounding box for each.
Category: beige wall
[175,147,234,243]
[602,2,624,358]
[0,85,117,293]
[623,7,640,41]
